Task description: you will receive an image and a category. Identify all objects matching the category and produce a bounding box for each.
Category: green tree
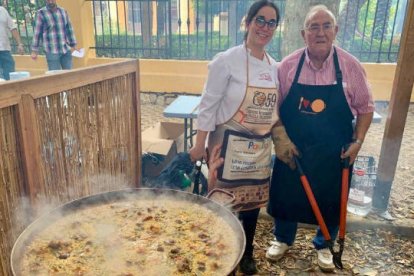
[281,0,340,58]
[337,0,368,49]
[373,0,392,39]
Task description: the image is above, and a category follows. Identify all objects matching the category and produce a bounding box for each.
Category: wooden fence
[0,60,141,275]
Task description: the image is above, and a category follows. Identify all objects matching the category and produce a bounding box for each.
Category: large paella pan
[11,188,245,276]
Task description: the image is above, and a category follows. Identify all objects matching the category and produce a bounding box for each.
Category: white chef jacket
[197,44,279,132]
[0,7,16,51]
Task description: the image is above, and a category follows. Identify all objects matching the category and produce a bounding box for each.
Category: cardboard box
[141,122,184,177]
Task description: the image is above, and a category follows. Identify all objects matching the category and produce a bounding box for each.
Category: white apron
[208,48,279,211]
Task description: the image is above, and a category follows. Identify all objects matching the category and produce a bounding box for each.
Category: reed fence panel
[0,60,141,275]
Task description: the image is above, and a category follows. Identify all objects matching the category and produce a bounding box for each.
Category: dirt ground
[140,93,414,275]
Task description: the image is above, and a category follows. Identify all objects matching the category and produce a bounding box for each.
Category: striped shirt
[31,6,76,54]
[278,46,374,116]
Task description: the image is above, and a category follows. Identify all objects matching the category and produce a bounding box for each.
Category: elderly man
[266,5,374,272]
[0,5,24,80]
[31,0,77,70]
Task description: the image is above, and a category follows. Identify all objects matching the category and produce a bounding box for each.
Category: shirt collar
[304,46,335,71]
[244,42,270,64]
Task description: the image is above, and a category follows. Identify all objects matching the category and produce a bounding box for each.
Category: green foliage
[342,36,400,62]
[5,0,45,25]
[94,32,282,60]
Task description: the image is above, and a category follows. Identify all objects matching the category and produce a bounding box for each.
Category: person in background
[0,4,24,80]
[31,0,77,70]
[189,0,284,274]
[266,5,374,272]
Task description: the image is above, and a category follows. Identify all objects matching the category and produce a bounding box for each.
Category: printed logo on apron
[233,87,278,129]
[218,129,272,183]
[298,96,326,114]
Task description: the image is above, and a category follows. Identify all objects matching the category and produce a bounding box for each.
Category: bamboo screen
[35,74,137,204]
[0,60,141,275]
[0,107,27,276]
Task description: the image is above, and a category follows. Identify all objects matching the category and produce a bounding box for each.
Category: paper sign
[72,48,85,58]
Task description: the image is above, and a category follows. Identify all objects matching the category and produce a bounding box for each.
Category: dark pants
[239,208,260,257]
[274,218,339,250]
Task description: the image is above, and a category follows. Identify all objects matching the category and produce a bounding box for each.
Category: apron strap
[333,47,343,83]
[293,51,306,85]
[245,46,271,86]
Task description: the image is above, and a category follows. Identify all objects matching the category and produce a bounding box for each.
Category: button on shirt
[0,7,16,51]
[278,46,374,116]
[31,6,76,54]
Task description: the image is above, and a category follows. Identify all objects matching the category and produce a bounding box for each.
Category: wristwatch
[353,139,363,145]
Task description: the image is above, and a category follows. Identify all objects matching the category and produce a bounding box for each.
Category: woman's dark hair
[244,0,280,40]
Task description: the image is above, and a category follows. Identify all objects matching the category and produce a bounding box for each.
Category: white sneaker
[317,248,335,272]
[265,240,289,261]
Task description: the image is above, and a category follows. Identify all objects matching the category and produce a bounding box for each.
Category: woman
[189,1,281,274]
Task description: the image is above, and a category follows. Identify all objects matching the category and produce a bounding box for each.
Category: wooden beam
[373,0,414,210]
[133,60,142,187]
[16,94,45,204]
[0,60,138,109]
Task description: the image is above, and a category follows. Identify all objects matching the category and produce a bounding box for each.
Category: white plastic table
[163,95,201,152]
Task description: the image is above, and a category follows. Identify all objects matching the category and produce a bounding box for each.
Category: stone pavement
[140,92,414,239]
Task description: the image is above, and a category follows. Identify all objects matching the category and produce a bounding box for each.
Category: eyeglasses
[254,16,278,30]
[305,23,335,34]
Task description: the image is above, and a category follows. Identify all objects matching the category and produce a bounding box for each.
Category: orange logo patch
[299,97,326,114]
[311,99,326,113]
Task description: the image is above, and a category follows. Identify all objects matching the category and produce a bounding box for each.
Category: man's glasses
[305,23,335,34]
[254,16,278,30]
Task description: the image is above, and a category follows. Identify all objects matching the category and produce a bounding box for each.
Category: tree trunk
[281,0,340,58]
[337,0,368,48]
[373,0,392,39]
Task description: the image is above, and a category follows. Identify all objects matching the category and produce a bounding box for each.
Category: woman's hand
[189,130,208,162]
[207,144,224,191]
[189,145,207,162]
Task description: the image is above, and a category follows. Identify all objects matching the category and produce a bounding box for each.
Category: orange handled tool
[294,149,350,269]
[294,156,333,243]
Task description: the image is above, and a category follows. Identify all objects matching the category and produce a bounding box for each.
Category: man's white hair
[303,4,337,29]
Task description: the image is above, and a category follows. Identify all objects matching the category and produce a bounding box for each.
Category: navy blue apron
[267,48,354,225]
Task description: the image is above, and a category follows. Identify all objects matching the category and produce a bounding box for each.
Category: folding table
[163,95,201,152]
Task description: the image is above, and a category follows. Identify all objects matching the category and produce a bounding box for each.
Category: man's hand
[207,144,224,191]
[341,141,362,164]
[31,51,38,60]
[271,124,299,170]
[17,44,24,55]
[70,46,82,53]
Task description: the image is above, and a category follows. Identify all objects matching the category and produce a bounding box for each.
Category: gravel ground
[140,93,414,275]
[251,219,414,275]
